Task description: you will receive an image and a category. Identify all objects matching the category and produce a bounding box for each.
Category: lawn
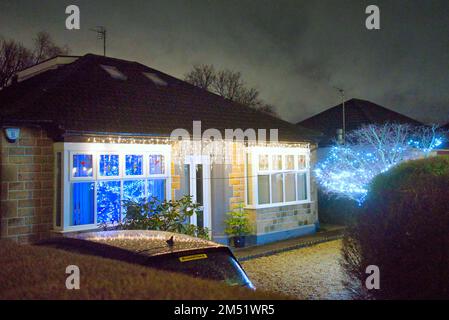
[0,239,284,300]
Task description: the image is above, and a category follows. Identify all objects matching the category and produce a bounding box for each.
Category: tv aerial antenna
[89,26,107,56]
[334,86,346,144]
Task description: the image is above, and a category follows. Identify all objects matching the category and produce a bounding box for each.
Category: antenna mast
[335,87,346,144]
[90,26,107,56]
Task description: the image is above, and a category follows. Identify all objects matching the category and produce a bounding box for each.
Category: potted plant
[224,206,251,248]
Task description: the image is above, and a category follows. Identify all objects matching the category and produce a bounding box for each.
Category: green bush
[318,189,360,226]
[224,206,252,237]
[342,156,449,299]
[121,195,210,239]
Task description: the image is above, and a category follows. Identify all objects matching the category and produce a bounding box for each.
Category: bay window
[246,147,311,207]
[54,143,171,232]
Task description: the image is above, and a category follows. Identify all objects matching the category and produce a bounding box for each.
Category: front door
[184,155,211,231]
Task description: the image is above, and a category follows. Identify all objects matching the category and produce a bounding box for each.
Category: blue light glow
[100,154,119,176]
[97,180,121,223]
[315,126,445,204]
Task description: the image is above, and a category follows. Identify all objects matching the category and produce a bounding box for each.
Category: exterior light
[4,127,20,143]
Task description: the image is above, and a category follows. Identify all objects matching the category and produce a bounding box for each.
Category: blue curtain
[72,182,94,225]
[148,179,166,201]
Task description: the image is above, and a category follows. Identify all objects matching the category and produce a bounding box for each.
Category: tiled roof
[0,54,318,143]
[297,98,423,146]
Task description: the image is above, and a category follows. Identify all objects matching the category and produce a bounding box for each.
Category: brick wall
[0,127,54,243]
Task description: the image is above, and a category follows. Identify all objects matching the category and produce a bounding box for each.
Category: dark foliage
[121,195,210,239]
[318,189,360,226]
[341,156,449,299]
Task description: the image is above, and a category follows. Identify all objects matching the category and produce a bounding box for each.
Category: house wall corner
[0,127,54,243]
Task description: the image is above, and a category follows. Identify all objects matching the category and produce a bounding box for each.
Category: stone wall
[242,145,319,244]
[246,203,317,235]
[0,127,54,243]
[170,162,180,200]
[228,142,246,210]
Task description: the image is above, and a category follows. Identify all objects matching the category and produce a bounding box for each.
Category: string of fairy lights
[315,136,444,204]
[84,135,311,168]
[85,135,310,148]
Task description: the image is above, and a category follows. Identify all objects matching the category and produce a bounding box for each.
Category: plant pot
[232,236,245,248]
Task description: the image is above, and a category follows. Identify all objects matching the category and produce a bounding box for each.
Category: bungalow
[297,98,423,147]
[297,98,423,160]
[0,54,319,245]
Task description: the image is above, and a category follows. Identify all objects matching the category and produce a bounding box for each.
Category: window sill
[245,200,313,210]
[53,224,106,234]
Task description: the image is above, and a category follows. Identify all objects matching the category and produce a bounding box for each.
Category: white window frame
[244,146,311,209]
[53,142,171,232]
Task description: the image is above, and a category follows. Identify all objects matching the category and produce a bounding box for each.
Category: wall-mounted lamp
[4,127,20,143]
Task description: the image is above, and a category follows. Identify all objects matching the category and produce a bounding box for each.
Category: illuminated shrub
[121,195,209,239]
[341,156,449,299]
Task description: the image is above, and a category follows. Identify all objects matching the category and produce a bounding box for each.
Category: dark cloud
[1,0,448,124]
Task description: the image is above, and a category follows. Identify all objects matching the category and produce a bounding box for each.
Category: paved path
[233,225,346,261]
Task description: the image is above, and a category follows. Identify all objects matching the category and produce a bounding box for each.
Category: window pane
[196,164,203,205]
[149,155,165,174]
[99,154,120,177]
[258,175,270,205]
[297,172,308,200]
[123,180,145,202]
[97,180,121,223]
[72,154,93,177]
[271,173,284,203]
[148,179,166,201]
[181,164,190,195]
[71,182,94,225]
[272,155,283,170]
[197,209,204,228]
[125,155,143,176]
[298,155,307,169]
[246,153,253,205]
[258,155,269,171]
[286,155,295,170]
[285,173,296,202]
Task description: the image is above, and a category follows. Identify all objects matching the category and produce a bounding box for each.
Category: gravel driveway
[241,240,355,300]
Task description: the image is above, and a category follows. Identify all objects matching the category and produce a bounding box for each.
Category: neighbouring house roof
[297,98,423,146]
[0,54,318,143]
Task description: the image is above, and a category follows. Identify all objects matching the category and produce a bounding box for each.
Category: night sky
[1,0,449,124]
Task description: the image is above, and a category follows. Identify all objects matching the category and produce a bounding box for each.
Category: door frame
[184,155,212,232]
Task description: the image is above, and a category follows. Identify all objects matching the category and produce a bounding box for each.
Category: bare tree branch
[315,123,445,203]
[0,31,69,88]
[184,64,278,117]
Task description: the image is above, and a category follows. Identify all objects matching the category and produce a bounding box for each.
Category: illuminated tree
[315,123,444,203]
